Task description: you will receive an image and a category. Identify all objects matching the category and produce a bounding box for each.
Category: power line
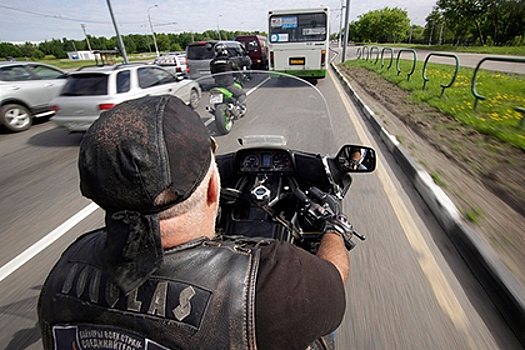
[0,4,145,26]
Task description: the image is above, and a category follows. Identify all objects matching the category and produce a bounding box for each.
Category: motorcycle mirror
[336,145,377,173]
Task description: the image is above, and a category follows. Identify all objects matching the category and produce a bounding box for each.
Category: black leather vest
[38,230,262,350]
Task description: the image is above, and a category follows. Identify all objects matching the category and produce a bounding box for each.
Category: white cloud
[0,0,434,42]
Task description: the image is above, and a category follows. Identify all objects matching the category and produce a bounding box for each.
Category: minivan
[234,35,269,70]
[185,40,252,86]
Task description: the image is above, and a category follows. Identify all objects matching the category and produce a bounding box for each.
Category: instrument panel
[239,149,294,172]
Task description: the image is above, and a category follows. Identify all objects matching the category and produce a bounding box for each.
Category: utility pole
[106,0,129,64]
[438,22,444,45]
[341,0,351,63]
[429,20,435,46]
[81,24,92,52]
[148,5,160,57]
[338,0,344,49]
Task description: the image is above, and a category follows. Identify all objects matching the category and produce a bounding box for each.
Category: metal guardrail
[471,56,525,114]
[370,46,380,64]
[422,53,459,97]
[381,47,394,71]
[396,49,417,81]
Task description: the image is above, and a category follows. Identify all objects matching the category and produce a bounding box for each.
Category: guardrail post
[370,46,380,64]
[381,47,394,71]
[422,53,460,97]
[471,56,525,111]
[516,107,525,130]
[362,46,370,61]
[396,49,417,81]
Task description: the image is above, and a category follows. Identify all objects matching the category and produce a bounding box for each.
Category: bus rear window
[269,13,327,43]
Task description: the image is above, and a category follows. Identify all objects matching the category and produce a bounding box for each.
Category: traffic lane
[0,122,88,267]
[319,72,519,348]
[0,122,105,348]
[0,209,104,350]
[339,45,525,74]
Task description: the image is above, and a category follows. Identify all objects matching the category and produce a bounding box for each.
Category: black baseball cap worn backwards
[78,95,212,294]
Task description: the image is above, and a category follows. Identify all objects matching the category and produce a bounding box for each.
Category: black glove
[321,215,357,251]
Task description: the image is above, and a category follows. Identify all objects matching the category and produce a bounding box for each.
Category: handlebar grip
[308,187,327,202]
[293,188,309,204]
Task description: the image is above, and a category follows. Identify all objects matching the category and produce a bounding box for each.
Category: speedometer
[242,154,259,171]
[273,152,290,169]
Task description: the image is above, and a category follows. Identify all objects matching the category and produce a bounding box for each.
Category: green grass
[431,172,448,188]
[358,43,525,56]
[460,206,484,224]
[340,59,525,150]
[37,54,155,70]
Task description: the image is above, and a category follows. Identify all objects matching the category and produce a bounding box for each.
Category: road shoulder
[330,62,525,346]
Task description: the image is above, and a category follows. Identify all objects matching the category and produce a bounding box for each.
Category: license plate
[289,57,305,65]
[210,93,223,104]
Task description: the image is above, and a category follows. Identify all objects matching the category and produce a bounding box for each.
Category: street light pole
[106,0,129,64]
[148,5,160,57]
[341,0,351,63]
[217,15,222,40]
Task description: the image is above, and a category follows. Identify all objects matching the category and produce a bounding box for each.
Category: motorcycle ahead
[176,71,377,349]
[205,73,246,135]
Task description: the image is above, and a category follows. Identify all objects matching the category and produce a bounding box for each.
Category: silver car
[0,61,67,132]
[51,64,201,132]
[154,53,187,77]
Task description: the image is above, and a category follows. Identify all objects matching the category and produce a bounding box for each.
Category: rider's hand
[321,215,357,251]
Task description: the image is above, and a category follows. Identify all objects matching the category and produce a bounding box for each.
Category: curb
[331,62,525,346]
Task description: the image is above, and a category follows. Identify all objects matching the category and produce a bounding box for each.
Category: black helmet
[214,44,228,57]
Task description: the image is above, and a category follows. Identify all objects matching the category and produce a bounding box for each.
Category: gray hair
[155,156,218,221]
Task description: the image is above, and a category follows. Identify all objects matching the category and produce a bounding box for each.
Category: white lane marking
[0,202,99,284]
[329,70,478,349]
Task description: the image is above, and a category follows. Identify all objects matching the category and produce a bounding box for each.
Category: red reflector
[99,104,116,111]
[50,105,60,112]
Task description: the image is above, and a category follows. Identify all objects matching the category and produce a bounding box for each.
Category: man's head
[77,95,216,292]
[214,43,229,57]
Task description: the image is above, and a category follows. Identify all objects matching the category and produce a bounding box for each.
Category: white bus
[268,8,329,82]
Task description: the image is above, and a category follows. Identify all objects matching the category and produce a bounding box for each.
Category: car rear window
[116,70,130,93]
[61,74,108,96]
[187,44,215,60]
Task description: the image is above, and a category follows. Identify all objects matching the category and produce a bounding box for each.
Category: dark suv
[186,41,251,85]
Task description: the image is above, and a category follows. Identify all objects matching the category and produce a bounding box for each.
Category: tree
[0,43,22,58]
[353,7,410,43]
[436,0,488,45]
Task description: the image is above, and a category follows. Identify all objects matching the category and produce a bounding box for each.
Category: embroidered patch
[52,324,169,350]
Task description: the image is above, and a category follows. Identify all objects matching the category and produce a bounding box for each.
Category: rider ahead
[38,95,349,350]
[210,43,247,111]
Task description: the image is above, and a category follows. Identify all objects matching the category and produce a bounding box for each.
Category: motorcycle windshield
[178,71,337,156]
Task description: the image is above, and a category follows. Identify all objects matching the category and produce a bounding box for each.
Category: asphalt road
[0,69,522,349]
[339,45,525,74]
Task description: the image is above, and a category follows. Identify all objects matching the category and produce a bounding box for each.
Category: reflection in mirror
[337,145,376,173]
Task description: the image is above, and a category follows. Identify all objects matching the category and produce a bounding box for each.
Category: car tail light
[321,50,326,66]
[51,105,60,112]
[99,104,116,111]
[270,51,274,68]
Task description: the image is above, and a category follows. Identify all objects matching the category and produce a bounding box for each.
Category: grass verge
[340,59,525,150]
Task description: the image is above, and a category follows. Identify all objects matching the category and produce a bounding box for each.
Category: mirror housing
[336,145,376,173]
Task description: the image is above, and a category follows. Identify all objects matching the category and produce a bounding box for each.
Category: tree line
[344,0,524,46]
[0,30,264,60]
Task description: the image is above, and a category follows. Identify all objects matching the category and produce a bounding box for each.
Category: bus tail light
[321,50,326,66]
[270,51,274,68]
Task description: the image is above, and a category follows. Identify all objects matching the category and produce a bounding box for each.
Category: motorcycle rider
[38,95,350,350]
[210,43,247,113]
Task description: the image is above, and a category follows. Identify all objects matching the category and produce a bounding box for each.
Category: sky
[0,0,435,43]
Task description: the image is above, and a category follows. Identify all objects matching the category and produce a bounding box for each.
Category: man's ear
[207,170,219,205]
